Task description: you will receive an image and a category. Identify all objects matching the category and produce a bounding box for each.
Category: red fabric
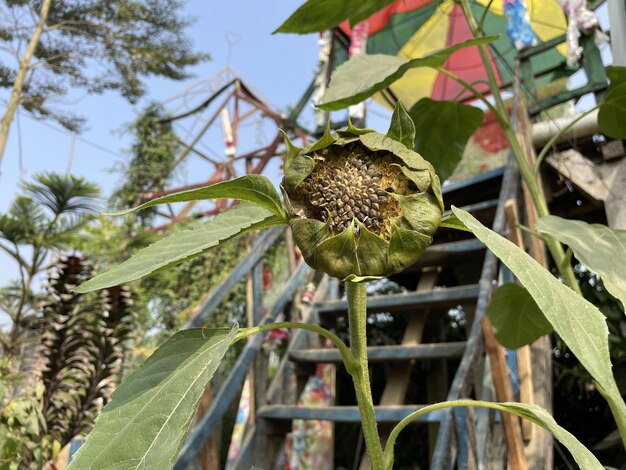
[473,110,510,152]
[339,0,438,36]
[431,4,503,101]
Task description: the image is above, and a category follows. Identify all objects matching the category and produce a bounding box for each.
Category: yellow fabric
[375,0,452,109]
[475,0,568,55]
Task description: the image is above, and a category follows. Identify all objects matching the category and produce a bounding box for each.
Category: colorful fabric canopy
[336,0,569,108]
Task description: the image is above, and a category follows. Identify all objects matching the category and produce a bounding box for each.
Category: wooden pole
[482,316,528,470]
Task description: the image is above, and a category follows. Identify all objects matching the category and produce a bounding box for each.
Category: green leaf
[409,98,484,181]
[452,207,626,432]
[536,216,626,311]
[598,66,626,139]
[75,204,285,293]
[440,213,471,232]
[488,284,553,348]
[386,399,604,470]
[107,175,287,220]
[386,102,415,149]
[68,327,236,470]
[274,0,396,34]
[318,37,498,111]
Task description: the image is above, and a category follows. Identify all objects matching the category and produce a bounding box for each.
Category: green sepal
[280,129,304,170]
[337,117,374,138]
[282,154,315,194]
[386,102,415,149]
[345,274,384,283]
[391,192,442,235]
[306,121,337,154]
[396,165,433,194]
[359,132,430,172]
[289,217,330,264]
[356,221,390,276]
[315,220,359,279]
[388,223,432,274]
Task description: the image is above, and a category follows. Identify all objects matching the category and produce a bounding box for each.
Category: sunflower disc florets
[281,104,444,281]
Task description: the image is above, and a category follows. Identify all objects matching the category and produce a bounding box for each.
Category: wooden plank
[598,156,626,229]
[442,199,499,218]
[546,149,608,202]
[317,284,480,316]
[481,316,528,470]
[415,239,485,269]
[505,200,534,442]
[290,342,467,364]
[515,100,548,269]
[257,405,443,423]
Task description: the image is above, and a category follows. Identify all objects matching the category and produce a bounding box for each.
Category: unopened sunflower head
[281,104,444,281]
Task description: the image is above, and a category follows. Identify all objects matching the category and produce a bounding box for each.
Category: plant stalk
[346,281,385,470]
[456,0,580,294]
[0,0,52,165]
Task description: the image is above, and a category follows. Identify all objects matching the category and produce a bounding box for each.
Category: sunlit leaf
[75,204,285,293]
[68,327,236,469]
[108,175,287,220]
[488,284,552,348]
[318,37,498,111]
[409,98,484,181]
[452,207,626,430]
[274,0,396,34]
[536,215,626,311]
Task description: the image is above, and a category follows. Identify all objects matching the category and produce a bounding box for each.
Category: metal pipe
[530,109,599,147]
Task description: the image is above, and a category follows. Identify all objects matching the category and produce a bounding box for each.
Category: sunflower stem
[347,281,385,470]
[456,0,581,295]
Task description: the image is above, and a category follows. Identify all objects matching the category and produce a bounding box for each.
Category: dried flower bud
[281,106,443,281]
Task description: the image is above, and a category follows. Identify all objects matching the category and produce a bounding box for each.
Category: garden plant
[67,0,626,469]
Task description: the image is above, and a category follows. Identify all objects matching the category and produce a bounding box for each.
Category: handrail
[175,261,311,469]
[183,227,284,329]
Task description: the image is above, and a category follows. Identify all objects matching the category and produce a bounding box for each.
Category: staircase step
[258,405,442,423]
[317,284,479,317]
[290,342,466,364]
[415,239,485,268]
[442,198,499,218]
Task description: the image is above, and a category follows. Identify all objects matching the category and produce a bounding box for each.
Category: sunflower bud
[282,104,443,281]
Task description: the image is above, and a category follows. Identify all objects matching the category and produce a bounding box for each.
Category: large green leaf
[385,400,604,470]
[536,215,626,311]
[409,98,484,181]
[317,36,498,111]
[68,327,236,469]
[598,66,626,139]
[274,0,396,34]
[488,284,552,349]
[75,204,285,293]
[108,175,287,220]
[452,207,626,434]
